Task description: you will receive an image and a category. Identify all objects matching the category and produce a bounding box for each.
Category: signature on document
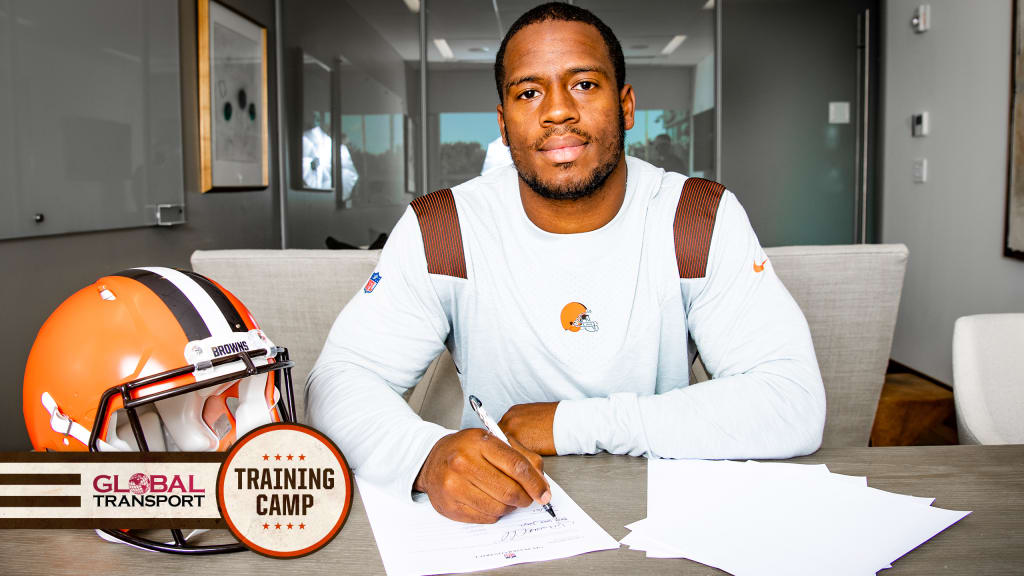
[499,517,576,542]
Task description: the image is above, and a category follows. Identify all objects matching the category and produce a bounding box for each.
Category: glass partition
[282,0,717,248]
[282,0,419,248]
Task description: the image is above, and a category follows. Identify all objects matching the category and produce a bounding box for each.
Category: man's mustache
[531,126,592,150]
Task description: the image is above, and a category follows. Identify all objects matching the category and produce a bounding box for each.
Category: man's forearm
[552,361,825,459]
[305,359,454,500]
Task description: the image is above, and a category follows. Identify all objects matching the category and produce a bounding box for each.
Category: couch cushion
[765,244,908,447]
[191,249,381,421]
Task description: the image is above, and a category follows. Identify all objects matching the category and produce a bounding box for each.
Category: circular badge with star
[217,423,352,558]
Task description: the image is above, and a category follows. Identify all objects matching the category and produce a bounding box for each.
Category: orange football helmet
[560,302,599,333]
[23,267,296,554]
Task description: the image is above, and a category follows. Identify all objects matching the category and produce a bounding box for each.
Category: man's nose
[540,85,579,126]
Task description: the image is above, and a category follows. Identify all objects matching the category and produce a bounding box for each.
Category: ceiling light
[403,0,420,13]
[661,35,687,55]
[702,0,715,9]
[433,38,455,60]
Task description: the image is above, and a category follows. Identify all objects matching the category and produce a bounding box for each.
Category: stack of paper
[622,459,970,576]
[358,475,619,576]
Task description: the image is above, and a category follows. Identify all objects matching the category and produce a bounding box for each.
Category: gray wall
[882,0,1024,383]
[0,0,280,450]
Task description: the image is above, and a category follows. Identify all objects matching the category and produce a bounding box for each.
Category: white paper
[358,475,620,576]
[620,459,970,576]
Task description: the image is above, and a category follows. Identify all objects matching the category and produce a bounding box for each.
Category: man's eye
[518,89,538,100]
[576,81,596,90]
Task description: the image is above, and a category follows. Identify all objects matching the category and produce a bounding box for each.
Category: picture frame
[1006,0,1024,259]
[293,51,334,192]
[198,0,269,192]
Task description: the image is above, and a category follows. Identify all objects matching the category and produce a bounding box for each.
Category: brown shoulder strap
[673,177,726,279]
[410,189,468,279]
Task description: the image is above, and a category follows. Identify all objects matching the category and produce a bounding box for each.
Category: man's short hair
[493,2,626,104]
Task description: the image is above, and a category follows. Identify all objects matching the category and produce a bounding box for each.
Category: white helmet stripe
[136,267,233,336]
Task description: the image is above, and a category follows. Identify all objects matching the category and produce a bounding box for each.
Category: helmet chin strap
[41,392,116,451]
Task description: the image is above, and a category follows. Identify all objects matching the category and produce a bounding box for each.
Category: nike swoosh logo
[753,259,767,273]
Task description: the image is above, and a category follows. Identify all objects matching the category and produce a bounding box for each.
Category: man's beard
[508,109,625,201]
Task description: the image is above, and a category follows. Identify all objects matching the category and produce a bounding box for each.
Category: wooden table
[3,445,1022,575]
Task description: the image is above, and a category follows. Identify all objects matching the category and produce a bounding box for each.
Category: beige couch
[192,244,907,448]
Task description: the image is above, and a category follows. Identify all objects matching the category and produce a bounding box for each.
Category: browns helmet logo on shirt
[560,302,599,333]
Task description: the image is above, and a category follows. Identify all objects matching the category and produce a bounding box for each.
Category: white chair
[952,314,1024,445]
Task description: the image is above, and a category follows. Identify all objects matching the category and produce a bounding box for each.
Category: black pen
[468,395,556,518]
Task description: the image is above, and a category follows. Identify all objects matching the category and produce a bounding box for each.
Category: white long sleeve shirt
[306,156,825,501]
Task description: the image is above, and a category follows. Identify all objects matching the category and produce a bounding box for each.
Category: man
[652,133,687,175]
[307,3,824,524]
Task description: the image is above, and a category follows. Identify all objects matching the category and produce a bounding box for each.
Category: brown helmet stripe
[113,269,212,341]
[410,189,468,279]
[674,177,726,279]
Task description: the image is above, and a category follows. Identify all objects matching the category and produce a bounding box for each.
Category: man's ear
[497,103,508,145]
[620,84,636,131]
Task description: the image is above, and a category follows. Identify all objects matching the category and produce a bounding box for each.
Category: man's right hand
[413,428,551,523]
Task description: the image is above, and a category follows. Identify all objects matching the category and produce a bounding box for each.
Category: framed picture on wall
[1006,0,1024,259]
[198,0,269,192]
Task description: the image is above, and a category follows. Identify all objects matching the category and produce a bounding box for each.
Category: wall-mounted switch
[911,5,930,33]
[829,102,850,124]
[912,112,929,137]
[913,158,928,183]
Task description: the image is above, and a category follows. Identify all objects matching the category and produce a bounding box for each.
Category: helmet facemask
[86,345,296,554]
[105,374,281,453]
[572,310,600,332]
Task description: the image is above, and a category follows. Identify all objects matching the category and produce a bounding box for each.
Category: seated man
[307,2,825,524]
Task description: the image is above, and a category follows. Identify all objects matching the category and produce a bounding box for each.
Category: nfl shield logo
[363,272,381,293]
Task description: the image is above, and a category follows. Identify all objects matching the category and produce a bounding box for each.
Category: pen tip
[468,395,481,409]
[546,506,556,518]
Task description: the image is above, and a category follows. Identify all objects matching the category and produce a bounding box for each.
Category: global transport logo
[92,472,206,508]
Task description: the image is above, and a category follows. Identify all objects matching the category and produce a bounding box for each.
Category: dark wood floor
[870,365,958,447]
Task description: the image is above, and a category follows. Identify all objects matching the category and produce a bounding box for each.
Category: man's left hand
[499,402,558,456]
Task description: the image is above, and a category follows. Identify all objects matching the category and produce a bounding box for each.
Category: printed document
[358,475,619,576]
